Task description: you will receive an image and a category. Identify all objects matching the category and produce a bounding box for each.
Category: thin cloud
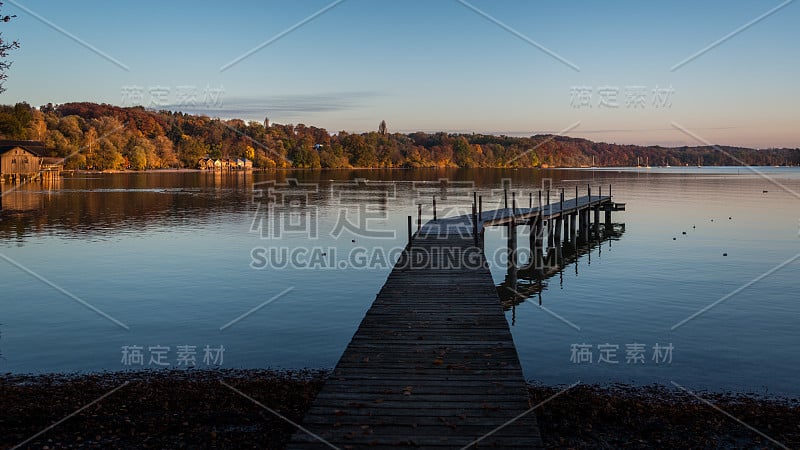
[160,91,379,119]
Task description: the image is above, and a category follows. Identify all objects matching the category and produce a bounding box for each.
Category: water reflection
[0,172,258,242]
[497,222,626,315]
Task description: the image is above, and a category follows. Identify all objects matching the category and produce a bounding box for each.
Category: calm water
[1,168,798,397]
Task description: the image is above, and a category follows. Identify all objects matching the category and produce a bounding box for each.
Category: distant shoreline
[56,164,800,175]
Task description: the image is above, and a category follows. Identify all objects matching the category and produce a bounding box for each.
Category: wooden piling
[555,216,563,246]
[566,213,573,244]
[433,196,437,221]
[472,203,478,244]
[508,218,517,270]
[546,189,550,213]
[594,204,600,228]
[407,215,412,246]
[512,191,517,214]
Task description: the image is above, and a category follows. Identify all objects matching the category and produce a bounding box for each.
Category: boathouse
[0,140,51,181]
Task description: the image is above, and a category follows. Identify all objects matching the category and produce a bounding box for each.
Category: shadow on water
[497,222,626,313]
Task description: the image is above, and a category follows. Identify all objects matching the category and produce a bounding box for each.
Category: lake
[1,168,798,397]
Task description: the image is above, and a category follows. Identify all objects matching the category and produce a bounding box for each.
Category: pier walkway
[289,192,619,449]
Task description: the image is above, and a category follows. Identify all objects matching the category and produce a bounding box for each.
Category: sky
[1,0,798,148]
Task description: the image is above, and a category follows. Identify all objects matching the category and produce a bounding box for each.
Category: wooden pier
[289,188,621,449]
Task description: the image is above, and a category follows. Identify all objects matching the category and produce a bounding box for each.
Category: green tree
[95,139,124,170]
[453,136,473,167]
[177,135,207,168]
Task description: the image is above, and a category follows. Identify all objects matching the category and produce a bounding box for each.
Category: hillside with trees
[0,102,797,170]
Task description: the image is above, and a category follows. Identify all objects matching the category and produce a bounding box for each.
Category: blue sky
[2,0,798,147]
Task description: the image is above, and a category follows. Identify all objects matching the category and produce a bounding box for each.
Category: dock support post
[479,195,483,219]
[594,205,600,233]
[555,215,563,247]
[512,191,517,215]
[535,214,545,274]
[546,189,550,215]
[605,208,612,227]
[582,209,590,242]
[407,215,413,247]
[566,213,573,244]
[529,218,536,258]
[507,218,517,275]
[529,192,532,209]
[417,204,422,232]
[472,202,478,245]
[507,222,518,292]
[433,196,437,221]
[504,188,508,209]
[570,213,577,245]
[560,188,564,214]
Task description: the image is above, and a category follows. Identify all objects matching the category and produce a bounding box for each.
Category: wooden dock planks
[288,196,612,449]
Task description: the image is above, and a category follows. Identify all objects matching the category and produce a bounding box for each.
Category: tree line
[0,102,797,170]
